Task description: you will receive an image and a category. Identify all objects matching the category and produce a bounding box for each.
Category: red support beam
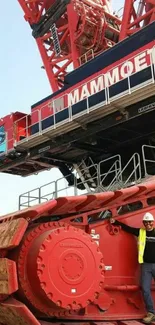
[17,0,121,92]
[120,0,155,41]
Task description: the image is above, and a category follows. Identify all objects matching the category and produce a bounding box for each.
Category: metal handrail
[100,160,121,189]
[99,155,122,186]
[107,161,123,190]
[18,148,149,210]
[115,152,141,189]
[142,144,155,177]
[18,154,122,208]
[79,49,95,66]
[2,47,153,154]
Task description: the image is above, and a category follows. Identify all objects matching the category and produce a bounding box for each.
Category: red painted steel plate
[0,259,18,295]
[37,225,104,309]
[0,218,28,249]
[0,297,40,325]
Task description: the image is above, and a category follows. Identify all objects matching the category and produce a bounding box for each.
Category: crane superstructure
[1,0,155,192]
[18,0,120,91]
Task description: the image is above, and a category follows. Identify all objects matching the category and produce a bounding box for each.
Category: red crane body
[1,2,155,323]
[1,0,155,178]
[0,182,155,325]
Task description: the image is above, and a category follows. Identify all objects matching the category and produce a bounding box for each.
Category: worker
[110,212,155,324]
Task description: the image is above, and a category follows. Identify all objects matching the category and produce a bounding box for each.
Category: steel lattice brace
[17,0,121,91]
[119,0,155,40]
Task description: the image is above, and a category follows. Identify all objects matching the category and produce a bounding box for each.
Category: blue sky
[0,0,123,215]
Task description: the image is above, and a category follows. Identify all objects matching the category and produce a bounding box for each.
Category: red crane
[1,3,155,323]
[17,0,121,92]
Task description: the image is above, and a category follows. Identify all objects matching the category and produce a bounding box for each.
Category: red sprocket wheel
[17,222,104,315]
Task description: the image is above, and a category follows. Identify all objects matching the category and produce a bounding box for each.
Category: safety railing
[106,48,155,104]
[18,150,142,209]
[67,72,107,120]
[19,175,77,209]
[74,162,98,195]
[98,155,122,191]
[2,47,155,156]
[79,49,95,66]
[52,93,70,125]
[39,93,70,132]
[55,174,77,197]
[19,167,96,209]
[142,144,155,177]
[14,114,30,140]
[12,46,155,147]
[19,180,58,208]
[113,152,142,190]
[0,110,41,158]
[19,187,47,208]
[14,109,41,140]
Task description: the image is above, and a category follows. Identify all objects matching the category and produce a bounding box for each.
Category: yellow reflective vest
[138,228,146,264]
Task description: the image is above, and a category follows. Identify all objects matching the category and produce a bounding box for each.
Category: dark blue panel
[42,116,54,130]
[31,123,39,135]
[65,22,155,87]
[32,22,155,110]
[31,85,68,109]
[72,99,87,116]
[88,90,106,107]
[55,109,69,124]
[109,78,129,99]
[130,67,152,89]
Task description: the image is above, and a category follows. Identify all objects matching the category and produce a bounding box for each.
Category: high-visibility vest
[138,228,146,264]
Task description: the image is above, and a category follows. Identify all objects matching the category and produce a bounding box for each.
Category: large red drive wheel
[17,222,104,315]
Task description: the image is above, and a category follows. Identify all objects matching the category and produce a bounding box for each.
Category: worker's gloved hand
[110,218,120,226]
[110,218,115,224]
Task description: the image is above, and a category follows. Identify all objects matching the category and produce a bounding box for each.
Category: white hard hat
[143,212,154,221]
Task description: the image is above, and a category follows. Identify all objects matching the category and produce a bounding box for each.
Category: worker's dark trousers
[141,263,155,314]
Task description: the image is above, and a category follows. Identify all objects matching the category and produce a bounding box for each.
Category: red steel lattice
[17,0,121,91]
[120,0,155,40]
